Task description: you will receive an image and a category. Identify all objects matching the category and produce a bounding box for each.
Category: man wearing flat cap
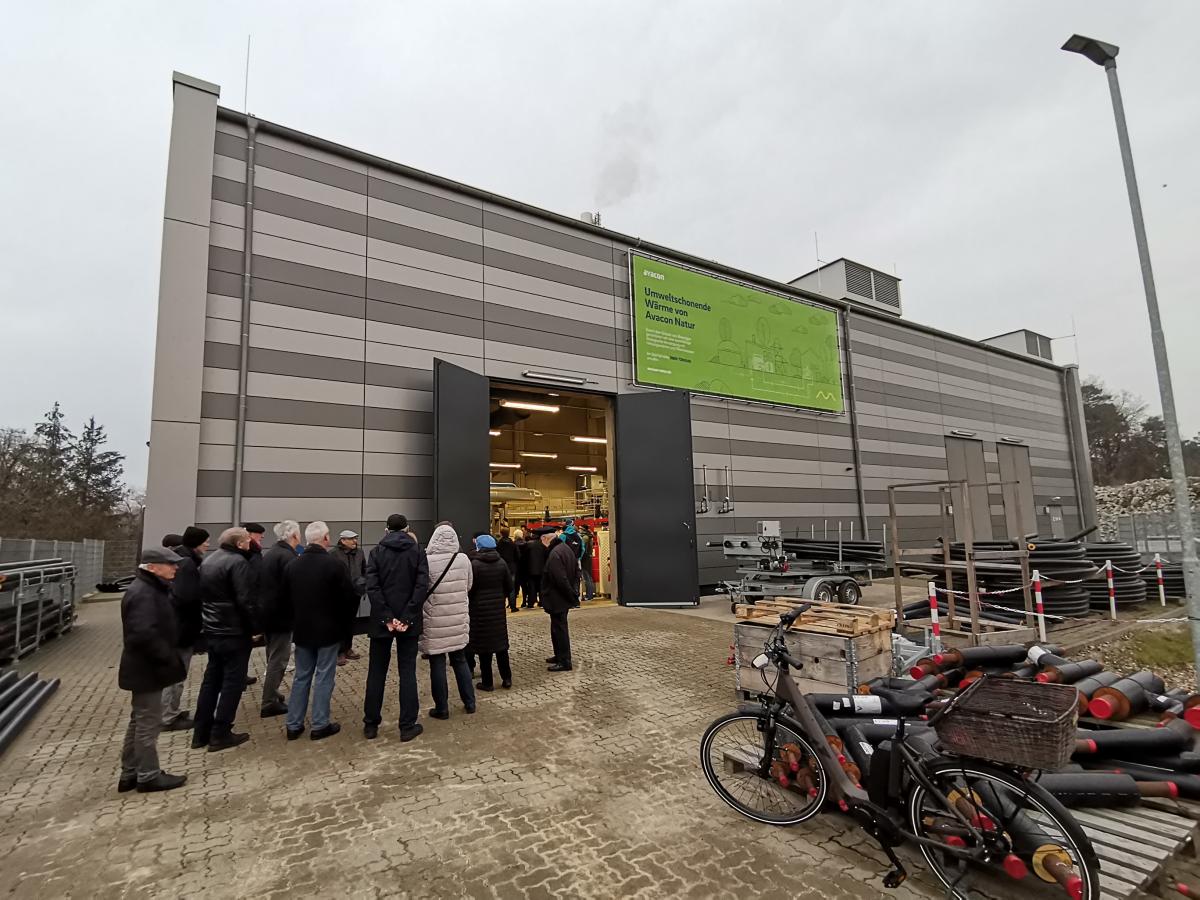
[331,529,367,665]
[117,548,190,794]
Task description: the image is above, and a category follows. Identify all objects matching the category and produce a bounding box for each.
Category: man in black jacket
[363,513,429,742]
[331,529,367,665]
[192,526,260,752]
[282,522,358,741]
[495,526,519,612]
[161,525,208,731]
[257,520,301,718]
[118,548,189,793]
[520,529,548,609]
[540,528,580,672]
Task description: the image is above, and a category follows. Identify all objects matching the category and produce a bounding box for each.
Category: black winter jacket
[495,537,518,577]
[258,540,298,633]
[283,544,359,648]
[541,541,580,614]
[199,544,260,639]
[168,544,203,649]
[522,538,549,578]
[119,569,187,693]
[331,544,367,597]
[365,530,430,638]
[467,550,513,654]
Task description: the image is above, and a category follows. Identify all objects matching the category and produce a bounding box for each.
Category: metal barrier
[0,558,78,664]
[1116,512,1200,557]
[0,537,106,597]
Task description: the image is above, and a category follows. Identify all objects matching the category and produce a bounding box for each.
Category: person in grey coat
[420,522,476,718]
[330,529,367,665]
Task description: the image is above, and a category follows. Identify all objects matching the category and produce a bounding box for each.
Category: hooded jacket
[419,524,474,656]
[365,529,430,638]
[467,549,513,654]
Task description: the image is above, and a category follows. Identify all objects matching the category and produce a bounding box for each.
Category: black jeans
[549,609,572,666]
[363,632,419,729]
[477,651,512,688]
[428,649,476,712]
[193,635,252,742]
[523,577,540,608]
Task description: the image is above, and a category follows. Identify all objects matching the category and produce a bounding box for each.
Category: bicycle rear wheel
[906,758,1099,900]
[700,711,828,826]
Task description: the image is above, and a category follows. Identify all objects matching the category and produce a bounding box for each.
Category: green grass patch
[1128,626,1193,669]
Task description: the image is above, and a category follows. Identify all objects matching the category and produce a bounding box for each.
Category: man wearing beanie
[161,526,209,730]
[363,513,429,741]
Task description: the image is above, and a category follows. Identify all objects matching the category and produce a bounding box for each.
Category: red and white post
[1156,553,1166,607]
[1032,568,1048,643]
[928,581,942,655]
[1106,559,1117,621]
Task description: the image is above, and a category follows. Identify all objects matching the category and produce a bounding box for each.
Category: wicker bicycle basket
[933,675,1079,770]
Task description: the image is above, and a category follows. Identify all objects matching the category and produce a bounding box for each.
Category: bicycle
[700,607,1100,899]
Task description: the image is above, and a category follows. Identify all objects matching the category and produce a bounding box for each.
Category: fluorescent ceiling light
[570,436,607,444]
[490,462,521,469]
[521,370,587,386]
[567,466,598,472]
[489,430,501,437]
[520,452,558,459]
[499,399,560,413]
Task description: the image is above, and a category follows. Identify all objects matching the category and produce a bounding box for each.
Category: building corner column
[1061,364,1098,529]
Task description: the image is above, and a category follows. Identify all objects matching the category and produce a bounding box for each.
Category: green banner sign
[629,254,844,413]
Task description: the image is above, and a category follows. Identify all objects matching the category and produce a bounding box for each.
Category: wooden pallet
[1066,803,1198,898]
[736,599,894,636]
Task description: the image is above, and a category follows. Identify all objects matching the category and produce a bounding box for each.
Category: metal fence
[1115,512,1200,558]
[0,538,106,596]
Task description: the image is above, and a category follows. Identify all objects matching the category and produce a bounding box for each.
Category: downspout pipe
[840,310,869,535]
[232,117,258,524]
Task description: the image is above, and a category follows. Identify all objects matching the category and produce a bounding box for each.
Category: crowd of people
[117,514,591,793]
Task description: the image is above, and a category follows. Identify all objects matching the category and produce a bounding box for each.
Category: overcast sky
[3,1,1198,489]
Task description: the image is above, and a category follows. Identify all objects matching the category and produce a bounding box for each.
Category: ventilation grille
[872,274,900,308]
[1024,332,1053,360]
[844,261,901,310]
[845,262,874,297]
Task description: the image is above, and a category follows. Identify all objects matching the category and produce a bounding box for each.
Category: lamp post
[1062,34,1200,686]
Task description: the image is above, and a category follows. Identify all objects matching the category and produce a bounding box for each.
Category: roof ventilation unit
[789,259,902,317]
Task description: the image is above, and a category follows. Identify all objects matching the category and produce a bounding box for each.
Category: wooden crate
[733,602,894,695]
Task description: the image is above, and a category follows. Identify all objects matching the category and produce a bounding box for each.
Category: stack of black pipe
[0,670,60,755]
[778,539,885,566]
[1142,561,1186,599]
[1082,541,1147,609]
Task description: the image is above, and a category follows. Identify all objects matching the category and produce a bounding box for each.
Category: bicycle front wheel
[699,711,828,826]
[906,758,1100,900]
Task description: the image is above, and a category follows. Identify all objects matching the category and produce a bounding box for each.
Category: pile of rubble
[1094,477,1200,539]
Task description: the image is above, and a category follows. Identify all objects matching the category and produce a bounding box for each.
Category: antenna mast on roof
[243,35,251,113]
[814,231,828,293]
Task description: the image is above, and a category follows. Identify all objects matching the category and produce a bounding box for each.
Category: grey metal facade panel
[201,391,238,419]
[369,216,483,264]
[362,474,434,498]
[204,341,241,369]
[366,298,484,339]
[484,246,615,296]
[483,209,611,263]
[209,245,243,275]
[247,346,365,384]
[849,340,1063,400]
[197,469,235,496]
[213,130,246,161]
[245,396,365,429]
[489,304,616,347]
[364,362,435,391]
[363,407,434,433]
[366,278,483,320]
[253,254,365,297]
[208,268,242,297]
[241,471,365,497]
[483,321,615,362]
[256,142,369,194]
[212,175,243,206]
[254,277,365,317]
[256,187,368,235]
[369,176,482,227]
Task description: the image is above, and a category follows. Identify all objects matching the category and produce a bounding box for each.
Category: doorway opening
[488,382,615,600]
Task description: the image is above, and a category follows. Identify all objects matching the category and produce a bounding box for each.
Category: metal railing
[0,537,106,595]
[1115,512,1200,557]
[0,558,78,663]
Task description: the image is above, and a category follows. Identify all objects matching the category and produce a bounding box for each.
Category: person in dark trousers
[161,526,208,730]
[241,522,266,686]
[578,524,596,602]
[363,514,430,742]
[495,526,519,612]
[421,523,476,718]
[257,520,300,718]
[281,521,358,741]
[560,518,583,560]
[118,547,189,794]
[520,527,548,609]
[541,528,580,671]
[192,527,260,752]
[467,534,513,691]
[331,529,366,665]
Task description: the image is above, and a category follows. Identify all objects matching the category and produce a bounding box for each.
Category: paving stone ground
[2,602,958,899]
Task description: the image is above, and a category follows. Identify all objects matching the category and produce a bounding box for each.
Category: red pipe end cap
[1177,882,1193,897]
[1085,739,1097,753]
[1185,707,1200,729]
[945,835,966,848]
[909,666,926,679]
[1036,673,1050,683]
[1002,854,1028,880]
[932,653,947,666]
[1066,874,1084,900]
[1089,696,1115,719]
[1168,782,1181,798]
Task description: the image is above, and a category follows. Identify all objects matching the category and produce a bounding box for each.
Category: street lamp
[1063,34,1200,686]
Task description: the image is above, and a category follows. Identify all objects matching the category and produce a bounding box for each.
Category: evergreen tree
[70,416,125,512]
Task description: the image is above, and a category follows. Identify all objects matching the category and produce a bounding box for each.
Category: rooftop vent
[789,259,902,317]
[981,329,1054,362]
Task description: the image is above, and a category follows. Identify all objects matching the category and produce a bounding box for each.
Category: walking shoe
[117,775,137,793]
[286,726,305,741]
[476,682,495,692]
[337,655,348,667]
[164,714,195,732]
[345,649,362,660]
[363,724,379,740]
[399,723,424,742]
[137,772,188,793]
[464,705,476,714]
[260,701,288,718]
[428,708,450,720]
[207,732,250,752]
[311,722,341,741]
[245,676,258,685]
[501,680,512,689]
[548,663,573,672]
[545,657,558,664]
[190,735,209,750]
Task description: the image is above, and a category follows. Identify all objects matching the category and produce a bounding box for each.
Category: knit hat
[386,514,408,532]
[161,533,183,548]
[181,526,209,549]
[475,534,497,550]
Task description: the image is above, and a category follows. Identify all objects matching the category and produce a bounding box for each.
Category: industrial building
[145,72,1095,607]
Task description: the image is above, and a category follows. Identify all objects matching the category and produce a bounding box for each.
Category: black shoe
[311,722,341,741]
[464,705,476,714]
[548,663,573,672]
[245,676,258,685]
[286,727,304,741]
[429,708,449,720]
[476,682,495,692]
[137,772,187,793]
[117,775,137,793]
[364,724,379,740]
[399,723,424,742]
[502,680,512,689]
[164,714,195,731]
[545,656,558,664]
[190,735,208,750]
[260,701,288,718]
[207,732,250,752]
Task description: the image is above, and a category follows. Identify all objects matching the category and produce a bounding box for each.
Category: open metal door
[433,359,489,552]
[614,390,699,607]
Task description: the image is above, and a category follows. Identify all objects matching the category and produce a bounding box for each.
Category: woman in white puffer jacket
[421,522,477,717]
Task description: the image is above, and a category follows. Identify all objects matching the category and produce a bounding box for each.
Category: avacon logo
[643,269,665,280]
